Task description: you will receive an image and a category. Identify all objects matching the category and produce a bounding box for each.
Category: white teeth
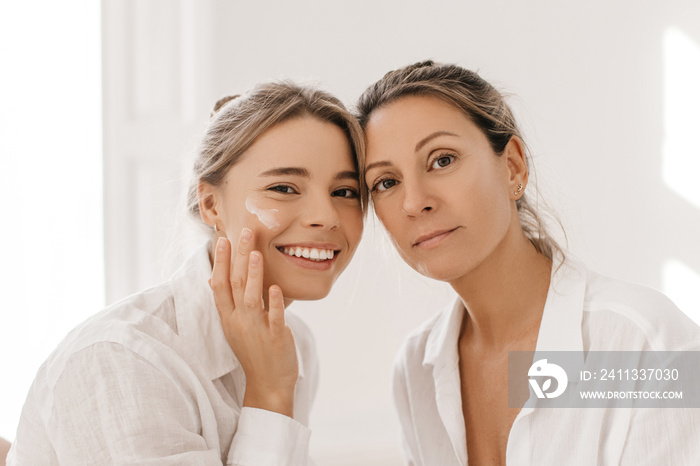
[280,247,336,261]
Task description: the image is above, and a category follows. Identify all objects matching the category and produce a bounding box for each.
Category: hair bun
[413,60,435,68]
[211,95,240,117]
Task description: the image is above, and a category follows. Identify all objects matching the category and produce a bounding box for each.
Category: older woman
[356,60,700,466]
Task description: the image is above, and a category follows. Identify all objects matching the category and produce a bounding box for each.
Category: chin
[409,256,467,282]
[283,288,331,301]
[276,279,333,302]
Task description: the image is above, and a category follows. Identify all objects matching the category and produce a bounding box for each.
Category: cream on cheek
[245,197,280,231]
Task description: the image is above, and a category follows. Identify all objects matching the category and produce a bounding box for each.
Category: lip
[412,227,459,249]
[275,242,341,250]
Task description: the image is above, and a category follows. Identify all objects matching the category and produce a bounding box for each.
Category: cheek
[249,209,297,253]
[245,197,281,231]
[341,205,364,248]
[372,199,404,241]
[467,177,512,238]
[251,226,273,253]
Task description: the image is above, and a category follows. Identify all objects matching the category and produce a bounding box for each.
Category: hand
[210,229,299,418]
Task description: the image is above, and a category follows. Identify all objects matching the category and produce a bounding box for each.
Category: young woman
[8,81,365,465]
[356,61,700,465]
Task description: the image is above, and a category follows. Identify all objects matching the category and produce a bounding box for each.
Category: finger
[210,237,235,317]
[243,251,264,313]
[268,285,287,336]
[230,228,254,304]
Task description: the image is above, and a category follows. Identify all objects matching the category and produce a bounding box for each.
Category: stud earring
[514,183,523,196]
[214,223,218,232]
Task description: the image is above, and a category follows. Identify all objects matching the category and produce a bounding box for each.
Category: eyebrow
[415,131,459,152]
[258,167,309,178]
[335,170,359,181]
[258,167,358,181]
[365,131,460,174]
[364,160,393,174]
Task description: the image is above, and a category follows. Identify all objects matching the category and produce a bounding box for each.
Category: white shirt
[7,243,318,465]
[393,257,700,465]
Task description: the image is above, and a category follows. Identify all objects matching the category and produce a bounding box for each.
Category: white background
[2,1,699,464]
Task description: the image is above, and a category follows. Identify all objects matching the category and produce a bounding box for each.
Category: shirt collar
[171,242,239,381]
[422,299,468,465]
[423,299,464,369]
[520,254,587,417]
[170,242,305,382]
[534,254,586,356]
[422,253,587,369]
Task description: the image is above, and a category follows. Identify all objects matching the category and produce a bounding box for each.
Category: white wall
[0,0,103,443]
[3,1,699,464]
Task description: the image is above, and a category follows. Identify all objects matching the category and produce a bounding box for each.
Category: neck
[451,227,552,351]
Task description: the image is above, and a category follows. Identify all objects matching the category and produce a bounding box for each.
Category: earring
[214,223,218,232]
[514,183,523,196]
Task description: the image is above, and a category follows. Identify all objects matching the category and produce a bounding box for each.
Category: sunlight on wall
[663,27,700,209]
[662,26,700,326]
[663,260,700,325]
[0,1,103,440]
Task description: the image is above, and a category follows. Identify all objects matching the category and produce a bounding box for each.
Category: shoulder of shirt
[41,280,180,381]
[582,266,700,350]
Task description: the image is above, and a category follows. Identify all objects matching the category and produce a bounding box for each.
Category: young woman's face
[364,95,519,282]
[213,116,363,300]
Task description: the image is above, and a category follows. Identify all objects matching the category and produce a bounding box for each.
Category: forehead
[235,115,355,172]
[364,95,478,160]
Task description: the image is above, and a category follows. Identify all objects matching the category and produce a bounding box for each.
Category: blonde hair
[356,60,564,260]
[187,81,367,226]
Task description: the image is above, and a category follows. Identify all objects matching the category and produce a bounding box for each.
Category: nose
[401,178,436,217]
[302,191,341,230]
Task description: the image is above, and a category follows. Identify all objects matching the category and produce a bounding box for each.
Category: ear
[504,136,528,199]
[197,181,221,228]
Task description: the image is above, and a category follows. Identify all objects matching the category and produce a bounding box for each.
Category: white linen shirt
[8,243,318,465]
[393,257,700,465]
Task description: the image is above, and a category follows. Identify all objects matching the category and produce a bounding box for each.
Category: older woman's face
[364,95,520,282]
[212,116,364,300]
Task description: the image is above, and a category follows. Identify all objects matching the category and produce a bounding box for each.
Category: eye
[430,153,455,170]
[371,178,398,193]
[268,185,298,194]
[332,187,359,199]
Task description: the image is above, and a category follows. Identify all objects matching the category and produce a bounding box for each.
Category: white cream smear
[245,198,280,231]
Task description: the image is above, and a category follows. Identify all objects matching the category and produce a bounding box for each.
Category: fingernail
[250,251,260,265]
[270,286,281,298]
[217,237,226,250]
[241,228,252,242]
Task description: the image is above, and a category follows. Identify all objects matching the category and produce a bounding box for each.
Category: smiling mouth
[276,246,339,262]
